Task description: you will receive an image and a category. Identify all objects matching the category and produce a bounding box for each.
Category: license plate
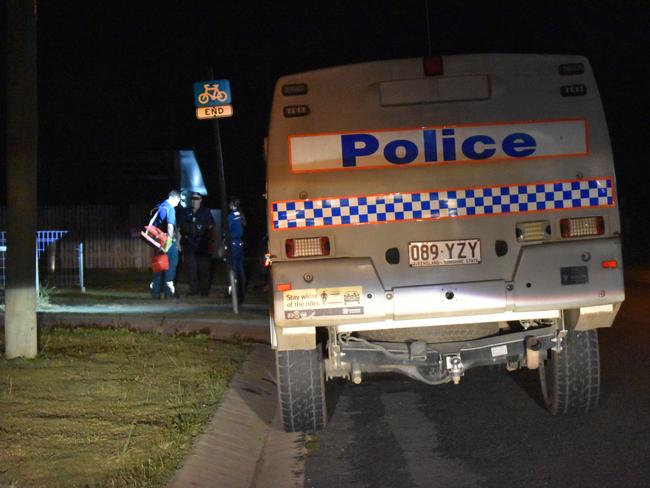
[408,239,481,267]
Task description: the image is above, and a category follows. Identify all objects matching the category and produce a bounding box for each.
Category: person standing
[150,190,181,299]
[227,196,246,300]
[179,192,215,296]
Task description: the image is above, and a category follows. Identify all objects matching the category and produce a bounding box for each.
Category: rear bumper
[271,237,624,330]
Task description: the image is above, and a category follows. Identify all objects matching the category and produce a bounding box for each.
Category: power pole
[5,0,38,358]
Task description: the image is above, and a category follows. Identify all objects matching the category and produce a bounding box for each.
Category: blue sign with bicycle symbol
[193,79,232,107]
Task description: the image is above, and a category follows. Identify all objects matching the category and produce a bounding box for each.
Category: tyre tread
[276,347,326,432]
[547,329,600,414]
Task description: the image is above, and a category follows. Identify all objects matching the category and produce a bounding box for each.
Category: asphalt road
[304,282,650,488]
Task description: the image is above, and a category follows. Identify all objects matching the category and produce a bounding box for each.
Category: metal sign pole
[208,68,239,314]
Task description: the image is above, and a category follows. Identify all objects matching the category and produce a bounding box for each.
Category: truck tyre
[539,328,600,414]
[276,345,327,432]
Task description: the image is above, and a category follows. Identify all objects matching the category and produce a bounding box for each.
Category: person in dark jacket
[179,192,216,296]
[227,196,246,300]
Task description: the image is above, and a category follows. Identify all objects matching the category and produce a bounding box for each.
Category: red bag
[140,225,168,250]
[151,253,169,272]
[140,207,169,250]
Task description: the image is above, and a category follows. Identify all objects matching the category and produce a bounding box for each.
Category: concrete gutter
[166,345,305,488]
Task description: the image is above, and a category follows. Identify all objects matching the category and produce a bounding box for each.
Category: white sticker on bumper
[283,286,364,320]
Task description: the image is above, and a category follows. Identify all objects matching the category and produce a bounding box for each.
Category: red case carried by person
[140,225,168,250]
[151,253,169,272]
[140,207,168,249]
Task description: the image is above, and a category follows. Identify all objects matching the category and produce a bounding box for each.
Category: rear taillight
[560,216,605,238]
[423,55,443,76]
[285,237,330,258]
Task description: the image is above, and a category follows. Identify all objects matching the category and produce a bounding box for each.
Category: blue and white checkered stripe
[272,178,614,230]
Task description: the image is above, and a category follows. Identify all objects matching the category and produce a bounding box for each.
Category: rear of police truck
[265,54,624,432]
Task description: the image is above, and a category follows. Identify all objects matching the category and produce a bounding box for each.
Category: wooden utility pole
[5,0,38,358]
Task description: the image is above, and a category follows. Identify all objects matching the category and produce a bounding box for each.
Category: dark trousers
[184,250,212,295]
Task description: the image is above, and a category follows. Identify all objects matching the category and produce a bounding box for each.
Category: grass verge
[0,327,249,487]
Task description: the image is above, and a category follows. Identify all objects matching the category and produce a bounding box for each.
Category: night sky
[1,1,648,252]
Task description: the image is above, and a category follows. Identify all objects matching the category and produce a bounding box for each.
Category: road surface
[304,281,650,488]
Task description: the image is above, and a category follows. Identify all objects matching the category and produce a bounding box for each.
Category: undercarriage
[324,319,562,386]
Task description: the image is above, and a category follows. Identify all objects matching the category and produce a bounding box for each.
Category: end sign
[196,105,233,120]
[193,79,233,119]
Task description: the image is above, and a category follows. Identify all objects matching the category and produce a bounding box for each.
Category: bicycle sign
[193,79,232,107]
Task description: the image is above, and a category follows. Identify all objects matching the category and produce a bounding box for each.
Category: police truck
[265,54,624,432]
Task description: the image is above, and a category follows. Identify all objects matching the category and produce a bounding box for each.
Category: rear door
[267,54,619,293]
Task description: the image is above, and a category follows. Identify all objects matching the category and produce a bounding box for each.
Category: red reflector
[423,55,443,76]
[276,283,292,292]
[601,260,618,269]
[560,216,605,238]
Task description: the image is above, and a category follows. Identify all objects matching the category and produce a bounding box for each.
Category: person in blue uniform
[150,190,181,299]
[227,196,246,300]
[179,192,215,296]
